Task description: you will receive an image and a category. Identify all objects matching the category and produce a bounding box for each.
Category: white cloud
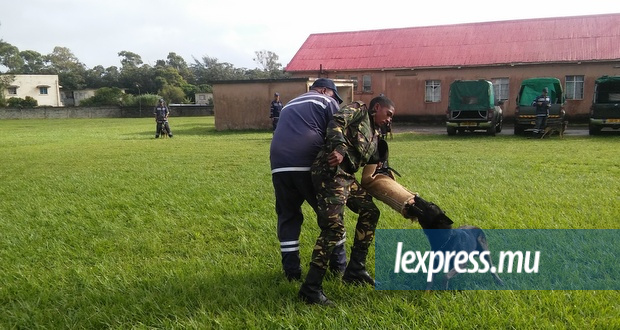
[1,0,618,70]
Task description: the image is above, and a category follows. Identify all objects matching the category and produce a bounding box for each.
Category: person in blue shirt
[532,87,551,137]
[270,78,347,281]
[270,92,283,131]
[154,98,173,138]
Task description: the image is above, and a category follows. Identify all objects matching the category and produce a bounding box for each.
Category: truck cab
[514,78,565,135]
[589,75,620,135]
[446,79,503,136]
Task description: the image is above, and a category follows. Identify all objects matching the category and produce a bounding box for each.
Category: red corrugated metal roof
[285,13,620,72]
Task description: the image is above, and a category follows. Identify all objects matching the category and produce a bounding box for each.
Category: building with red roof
[285,13,620,121]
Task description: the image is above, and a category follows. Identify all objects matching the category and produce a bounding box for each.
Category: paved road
[391,123,592,136]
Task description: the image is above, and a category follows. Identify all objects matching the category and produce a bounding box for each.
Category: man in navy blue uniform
[270,92,283,131]
[154,98,173,138]
[532,87,551,137]
[270,78,347,281]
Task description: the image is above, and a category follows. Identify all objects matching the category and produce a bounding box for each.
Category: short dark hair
[369,95,394,112]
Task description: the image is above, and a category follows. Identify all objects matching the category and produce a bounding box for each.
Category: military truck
[589,75,620,135]
[446,79,503,136]
[514,78,565,135]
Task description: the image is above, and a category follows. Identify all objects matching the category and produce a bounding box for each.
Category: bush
[159,85,185,104]
[79,87,124,106]
[121,94,162,108]
[6,97,38,108]
[23,96,38,107]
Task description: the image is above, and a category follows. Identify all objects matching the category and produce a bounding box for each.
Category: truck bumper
[446,121,493,128]
[590,118,620,128]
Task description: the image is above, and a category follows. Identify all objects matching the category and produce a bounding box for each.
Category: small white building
[195,92,213,105]
[2,74,63,107]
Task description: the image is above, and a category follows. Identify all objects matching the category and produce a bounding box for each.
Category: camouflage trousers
[310,161,380,270]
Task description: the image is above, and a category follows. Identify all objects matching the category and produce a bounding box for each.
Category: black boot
[342,248,375,286]
[298,265,333,306]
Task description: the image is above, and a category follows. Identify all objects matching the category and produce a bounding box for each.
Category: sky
[1,0,619,70]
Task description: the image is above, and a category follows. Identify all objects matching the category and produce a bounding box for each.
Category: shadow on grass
[130,122,273,139]
[69,266,434,327]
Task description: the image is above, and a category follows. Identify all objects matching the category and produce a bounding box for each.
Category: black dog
[407,196,504,290]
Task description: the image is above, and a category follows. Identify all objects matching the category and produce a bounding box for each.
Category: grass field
[0,116,618,329]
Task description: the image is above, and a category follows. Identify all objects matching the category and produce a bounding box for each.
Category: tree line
[0,37,289,106]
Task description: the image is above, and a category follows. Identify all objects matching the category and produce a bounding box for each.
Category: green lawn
[0,117,618,329]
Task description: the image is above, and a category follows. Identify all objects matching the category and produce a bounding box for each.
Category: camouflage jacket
[325,101,380,173]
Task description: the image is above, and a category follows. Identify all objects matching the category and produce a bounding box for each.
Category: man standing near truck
[532,87,551,137]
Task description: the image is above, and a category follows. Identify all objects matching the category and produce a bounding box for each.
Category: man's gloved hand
[372,139,401,179]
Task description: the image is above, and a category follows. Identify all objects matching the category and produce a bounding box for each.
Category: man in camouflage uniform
[299,96,395,305]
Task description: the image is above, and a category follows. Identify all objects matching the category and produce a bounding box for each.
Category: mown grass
[0,117,618,329]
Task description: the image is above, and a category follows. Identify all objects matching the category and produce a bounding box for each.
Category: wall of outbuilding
[212,78,355,130]
[292,61,620,123]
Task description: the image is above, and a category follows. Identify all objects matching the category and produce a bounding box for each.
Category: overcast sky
[1,0,618,70]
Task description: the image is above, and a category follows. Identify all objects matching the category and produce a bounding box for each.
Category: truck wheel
[589,126,601,135]
[447,127,457,136]
[514,124,524,135]
[496,119,503,133]
[487,125,497,136]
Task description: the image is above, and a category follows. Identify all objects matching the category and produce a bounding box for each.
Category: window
[39,87,48,95]
[425,80,441,102]
[492,78,509,101]
[8,87,17,95]
[349,76,358,91]
[566,75,584,100]
[363,75,372,92]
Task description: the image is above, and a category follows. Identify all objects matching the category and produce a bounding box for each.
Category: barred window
[566,75,584,100]
[363,75,372,92]
[492,78,509,101]
[425,80,441,102]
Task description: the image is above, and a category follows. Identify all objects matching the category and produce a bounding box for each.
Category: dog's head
[409,195,454,229]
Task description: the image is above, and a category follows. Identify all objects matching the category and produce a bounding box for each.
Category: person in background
[154,98,173,138]
[532,87,551,137]
[270,92,283,131]
[269,78,346,281]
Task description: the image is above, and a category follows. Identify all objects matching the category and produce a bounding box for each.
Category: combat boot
[342,248,375,286]
[298,264,333,306]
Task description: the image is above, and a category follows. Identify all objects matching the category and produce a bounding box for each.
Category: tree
[159,84,186,104]
[190,55,246,84]
[118,51,143,68]
[0,41,23,73]
[0,74,14,106]
[19,50,46,73]
[79,87,124,106]
[253,50,282,72]
[166,52,193,83]
[44,46,86,90]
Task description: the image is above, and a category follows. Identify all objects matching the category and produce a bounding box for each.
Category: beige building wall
[213,78,354,130]
[2,74,63,107]
[292,61,620,122]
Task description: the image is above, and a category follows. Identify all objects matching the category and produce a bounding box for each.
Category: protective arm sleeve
[361,164,416,218]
